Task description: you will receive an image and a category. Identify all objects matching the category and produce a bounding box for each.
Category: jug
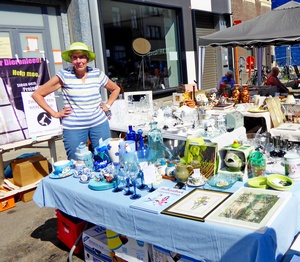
[174,163,193,182]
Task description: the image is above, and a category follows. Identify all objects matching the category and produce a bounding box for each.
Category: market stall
[33,176,297,262]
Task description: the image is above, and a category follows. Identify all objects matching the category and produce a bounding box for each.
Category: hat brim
[61,50,96,63]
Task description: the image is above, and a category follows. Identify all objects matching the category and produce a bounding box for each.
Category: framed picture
[161,188,232,222]
[206,187,292,234]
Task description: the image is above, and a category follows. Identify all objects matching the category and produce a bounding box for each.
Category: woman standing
[32,42,120,160]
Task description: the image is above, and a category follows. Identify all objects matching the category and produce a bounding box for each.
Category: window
[101,1,182,93]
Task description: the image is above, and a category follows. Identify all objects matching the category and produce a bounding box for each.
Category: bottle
[75,142,94,170]
[126,125,137,149]
[147,121,172,163]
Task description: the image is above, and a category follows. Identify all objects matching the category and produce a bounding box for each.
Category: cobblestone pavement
[0,139,84,262]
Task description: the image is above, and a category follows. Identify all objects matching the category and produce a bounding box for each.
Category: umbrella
[199,1,300,47]
[198,1,300,86]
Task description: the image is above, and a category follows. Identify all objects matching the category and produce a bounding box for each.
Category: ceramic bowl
[247,176,268,189]
[53,160,73,174]
[206,174,238,190]
[267,174,293,191]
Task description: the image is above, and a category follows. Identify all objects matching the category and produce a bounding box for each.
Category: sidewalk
[0,139,84,262]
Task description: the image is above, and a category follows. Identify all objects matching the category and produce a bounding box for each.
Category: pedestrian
[216,70,236,91]
[266,67,289,94]
[32,42,120,160]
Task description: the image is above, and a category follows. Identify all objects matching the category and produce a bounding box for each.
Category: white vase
[107,138,123,164]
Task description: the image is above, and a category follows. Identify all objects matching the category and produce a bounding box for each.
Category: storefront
[0,0,231,100]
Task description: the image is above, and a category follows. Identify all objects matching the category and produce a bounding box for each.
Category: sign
[21,92,61,138]
[0,58,60,145]
[246,56,255,70]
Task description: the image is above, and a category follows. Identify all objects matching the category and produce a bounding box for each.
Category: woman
[266,67,289,94]
[32,42,120,160]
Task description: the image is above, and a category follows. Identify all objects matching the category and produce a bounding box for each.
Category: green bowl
[247,176,268,189]
[267,174,293,191]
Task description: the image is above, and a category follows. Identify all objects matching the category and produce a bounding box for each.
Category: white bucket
[284,153,300,180]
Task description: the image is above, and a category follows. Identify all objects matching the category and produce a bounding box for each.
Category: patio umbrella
[198,1,300,86]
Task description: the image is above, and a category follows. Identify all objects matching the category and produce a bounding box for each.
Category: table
[0,134,61,179]
[270,123,300,142]
[33,176,297,262]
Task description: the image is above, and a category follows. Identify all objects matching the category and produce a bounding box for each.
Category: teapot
[175,163,194,182]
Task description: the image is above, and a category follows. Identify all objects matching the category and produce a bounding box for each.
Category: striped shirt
[56,66,108,130]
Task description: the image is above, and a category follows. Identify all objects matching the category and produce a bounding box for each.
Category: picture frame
[206,187,292,234]
[161,188,232,222]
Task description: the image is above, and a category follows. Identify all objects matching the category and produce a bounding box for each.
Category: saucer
[49,169,75,179]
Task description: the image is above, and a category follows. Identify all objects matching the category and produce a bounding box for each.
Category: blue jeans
[63,120,111,160]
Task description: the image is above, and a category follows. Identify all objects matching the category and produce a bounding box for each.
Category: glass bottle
[147,121,169,163]
[126,125,137,149]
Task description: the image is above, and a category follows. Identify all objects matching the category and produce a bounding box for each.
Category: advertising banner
[0,58,61,146]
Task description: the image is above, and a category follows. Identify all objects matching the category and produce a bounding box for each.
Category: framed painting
[161,188,232,222]
[206,187,292,233]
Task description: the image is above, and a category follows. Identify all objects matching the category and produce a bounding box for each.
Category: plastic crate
[56,209,87,254]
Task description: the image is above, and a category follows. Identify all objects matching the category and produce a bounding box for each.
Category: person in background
[266,67,289,94]
[32,42,120,160]
[216,70,236,91]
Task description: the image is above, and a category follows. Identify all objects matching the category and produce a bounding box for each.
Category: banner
[0,58,61,146]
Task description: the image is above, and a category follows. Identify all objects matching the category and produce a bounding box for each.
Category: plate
[267,174,293,191]
[187,176,207,187]
[49,169,76,179]
[247,107,268,113]
[206,174,238,190]
[247,176,268,189]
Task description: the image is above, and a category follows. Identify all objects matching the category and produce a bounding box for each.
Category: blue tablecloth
[33,176,297,262]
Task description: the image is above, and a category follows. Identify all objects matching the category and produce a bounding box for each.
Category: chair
[293,65,300,78]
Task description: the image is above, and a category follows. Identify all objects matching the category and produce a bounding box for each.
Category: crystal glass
[112,163,123,193]
[123,160,141,199]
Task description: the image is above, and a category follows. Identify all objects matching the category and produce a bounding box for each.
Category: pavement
[0,139,84,262]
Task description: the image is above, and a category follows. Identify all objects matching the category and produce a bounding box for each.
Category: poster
[0,58,60,146]
[21,92,61,138]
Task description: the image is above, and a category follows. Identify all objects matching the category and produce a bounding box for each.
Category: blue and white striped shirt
[57,66,108,130]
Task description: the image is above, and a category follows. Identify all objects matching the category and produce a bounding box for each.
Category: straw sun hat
[61,42,96,63]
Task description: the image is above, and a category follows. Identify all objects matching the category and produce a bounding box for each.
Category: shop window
[101,0,182,93]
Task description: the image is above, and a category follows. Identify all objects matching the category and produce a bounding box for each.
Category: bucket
[284,153,300,180]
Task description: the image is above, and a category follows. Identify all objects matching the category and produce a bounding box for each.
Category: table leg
[48,139,57,165]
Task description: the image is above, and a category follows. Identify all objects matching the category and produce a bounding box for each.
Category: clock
[226,111,244,129]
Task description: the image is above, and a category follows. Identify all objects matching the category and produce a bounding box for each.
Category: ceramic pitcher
[107,138,123,164]
[174,163,193,182]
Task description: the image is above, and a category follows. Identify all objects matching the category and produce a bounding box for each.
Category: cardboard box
[11,154,49,186]
[82,226,152,262]
[20,188,36,202]
[152,245,197,262]
[0,187,15,212]
[218,145,254,181]
[82,226,113,262]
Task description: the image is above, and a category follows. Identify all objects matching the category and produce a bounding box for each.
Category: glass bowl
[206,174,238,190]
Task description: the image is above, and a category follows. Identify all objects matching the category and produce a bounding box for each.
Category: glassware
[147,121,172,162]
[128,162,142,200]
[112,163,123,193]
[137,170,148,190]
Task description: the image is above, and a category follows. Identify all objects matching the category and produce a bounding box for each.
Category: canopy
[198,1,300,47]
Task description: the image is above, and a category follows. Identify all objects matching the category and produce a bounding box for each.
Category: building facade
[0,0,233,102]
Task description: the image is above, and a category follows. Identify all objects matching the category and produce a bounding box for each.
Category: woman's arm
[102,78,121,112]
[32,75,72,118]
